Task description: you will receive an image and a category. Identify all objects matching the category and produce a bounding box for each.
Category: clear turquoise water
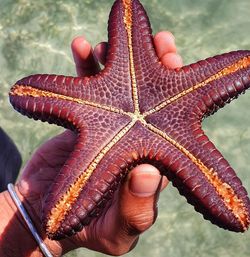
[0,0,250,256]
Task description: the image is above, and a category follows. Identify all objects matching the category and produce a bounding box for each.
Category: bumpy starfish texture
[10,0,250,239]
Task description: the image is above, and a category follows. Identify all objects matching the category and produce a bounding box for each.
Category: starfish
[9,0,250,240]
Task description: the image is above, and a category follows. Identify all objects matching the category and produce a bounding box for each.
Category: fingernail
[129,172,162,197]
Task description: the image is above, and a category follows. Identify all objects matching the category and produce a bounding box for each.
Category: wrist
[0,187,62,257]
[0,189,42,256]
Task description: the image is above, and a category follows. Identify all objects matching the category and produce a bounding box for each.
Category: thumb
[118,164,168,236]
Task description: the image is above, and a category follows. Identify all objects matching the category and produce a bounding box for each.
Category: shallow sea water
[0,0,250,256]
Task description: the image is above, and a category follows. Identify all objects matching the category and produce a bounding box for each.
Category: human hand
[6,31,183,257]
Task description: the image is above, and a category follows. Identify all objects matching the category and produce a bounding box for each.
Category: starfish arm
[110,0,166,114]
[173,129,250,232]
[183,51,250,117]
[146,97,250,231]
[43,117,135,240]
[10,71,136,113]
[140,50,250,114]
[171,128,250,232]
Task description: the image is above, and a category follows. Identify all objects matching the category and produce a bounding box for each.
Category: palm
[18,131,76,211]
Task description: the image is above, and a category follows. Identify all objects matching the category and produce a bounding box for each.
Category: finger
[161,52,183,69]
[94,42,108,65]
[154,31,183,69]
[71,36,100,77]
[119,164,167,236]
[154,31,177,57]
[161,176,169,191]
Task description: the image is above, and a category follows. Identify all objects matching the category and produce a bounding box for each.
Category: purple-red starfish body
[9,0,250,239]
